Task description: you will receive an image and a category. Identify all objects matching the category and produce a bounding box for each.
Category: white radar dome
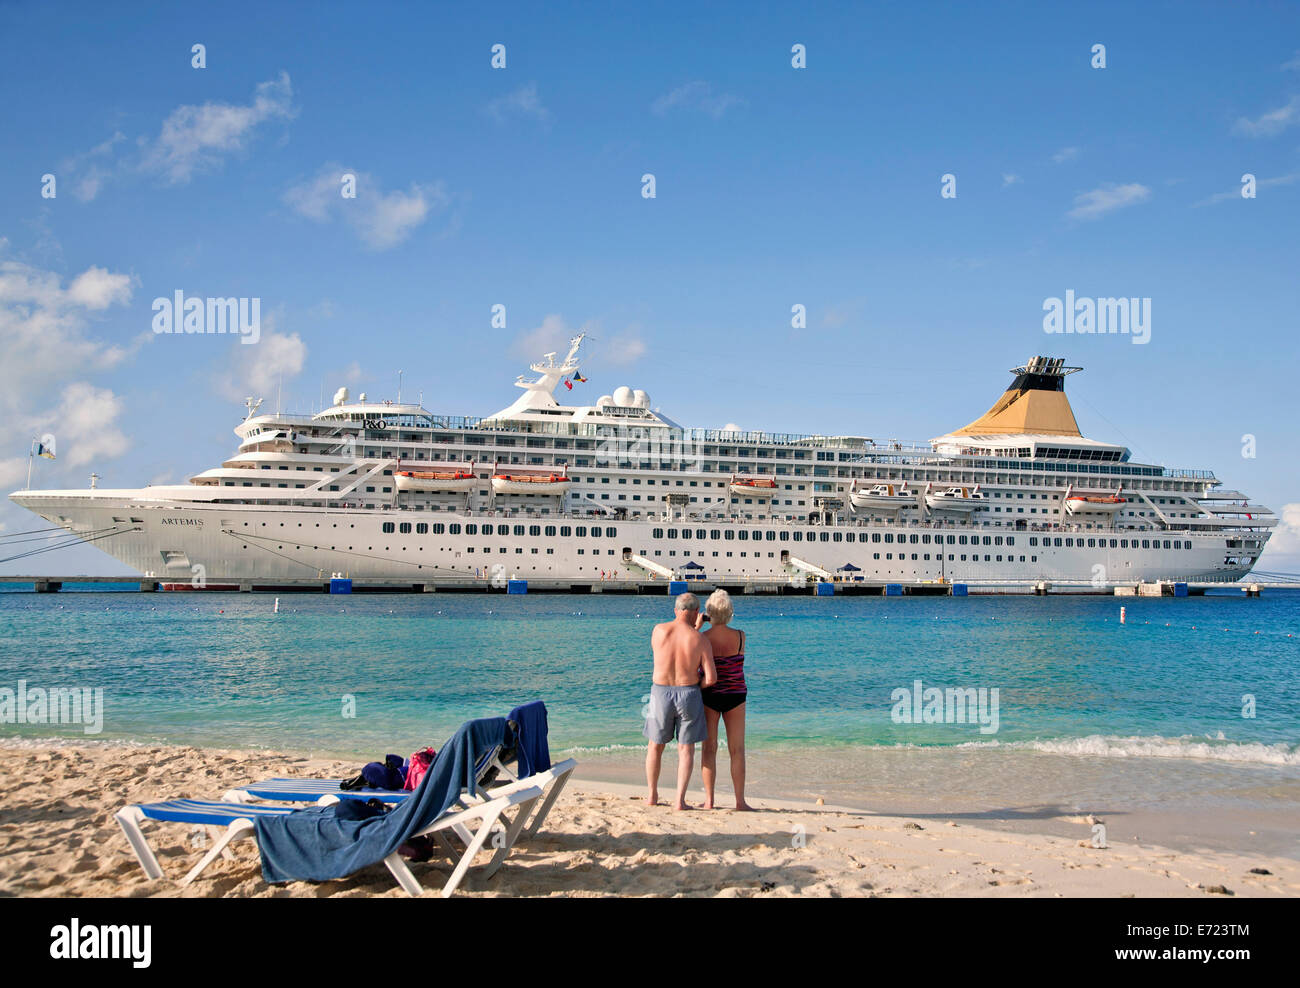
[613,386,633,406]
[333,387,349,406]
[633,389,649,408]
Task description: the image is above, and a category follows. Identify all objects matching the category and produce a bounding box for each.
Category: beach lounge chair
[229,701,575,841]
[229,757,578,843]
[114,787,541,896]
[115,718,541,896]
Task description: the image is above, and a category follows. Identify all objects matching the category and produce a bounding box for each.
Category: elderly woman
[695,589,754,810]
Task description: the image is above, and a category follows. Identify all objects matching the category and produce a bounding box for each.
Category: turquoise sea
[2,587,1298,854]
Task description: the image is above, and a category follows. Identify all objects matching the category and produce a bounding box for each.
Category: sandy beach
[0,740,1295,898]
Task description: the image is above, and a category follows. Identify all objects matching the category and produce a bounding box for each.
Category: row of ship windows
[373,521,1195,551]
[382,522,620,537]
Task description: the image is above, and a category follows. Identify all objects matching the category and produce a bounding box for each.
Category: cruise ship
[10,338,1275,590]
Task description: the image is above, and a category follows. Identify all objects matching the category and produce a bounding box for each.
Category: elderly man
[644,592,717,809]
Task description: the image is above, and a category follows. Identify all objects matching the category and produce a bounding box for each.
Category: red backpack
[404,747,437,791]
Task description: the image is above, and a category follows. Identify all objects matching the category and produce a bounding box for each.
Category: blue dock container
[1173,582,1188,597]
[507,580,528,594]
[329,578,352,594]
[951,583,968,596]
[668,580,689,595]
[885,584,903,596]
[816,582,834,596]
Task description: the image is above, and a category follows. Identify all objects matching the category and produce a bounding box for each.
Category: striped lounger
[230,757,578,841]
[114,785,542,897]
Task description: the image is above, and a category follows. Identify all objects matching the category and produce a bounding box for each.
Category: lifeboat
[925,487,986,512]
[849,482,915,511]
[729,476,778,497]
[491,471,573,495]
[1065,495,1125,515]
[395,464,477,493]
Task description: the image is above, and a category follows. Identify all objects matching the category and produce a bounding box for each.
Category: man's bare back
[651,619,717,687]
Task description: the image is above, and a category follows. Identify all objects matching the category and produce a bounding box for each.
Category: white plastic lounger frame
[114,785,542,897]
[459,757,577,840]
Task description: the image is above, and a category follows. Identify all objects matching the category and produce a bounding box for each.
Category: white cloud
[0,260,133,413]
[1052,146,1080,164]
[1193,172,1300,207]
[140,72,296,184]
[1066,182,1151,221]
[1233,95,1300,137]
[487,82,550,123]
[652,81,745,119]
[217,318,307,402]
[1260,503,1300,567]
[283,163,447,250]
[49,382,129,468]
[0,260,136,488]
[601,331,647,366]
[1001,173,1022,187]
[67,266,133,310]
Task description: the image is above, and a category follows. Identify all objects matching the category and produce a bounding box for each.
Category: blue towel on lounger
[506,701,551,778]
[255,717,511,885]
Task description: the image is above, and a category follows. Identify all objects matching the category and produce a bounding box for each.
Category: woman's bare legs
[701,706,722,809]
[722,703,754,810]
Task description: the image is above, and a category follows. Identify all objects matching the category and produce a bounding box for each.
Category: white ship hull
[9,491,1263,588]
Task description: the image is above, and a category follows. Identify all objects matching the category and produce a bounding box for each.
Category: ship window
[529,525,541,536]
[1065,538,1073,547]
[465,524,476,535]
[833,532,843,542]
[819,532,830,542]
[399,523,412,534]
[449,524,461,534]
[994,537,1003,546]
[433,524,445,534]
[513,525,526,536]
[382,522,395,533]
[1006,537,1014,546]
[1029,537,1038,546]
[1109,539,1117,548]
[680,529,691,541]
[793,532,803,542]
[723,530,734,540]
[711,530,721,539]
[592,526,604,537]
[1120,539,1128,548]
[884,534,894,543]
[1162,540,1171,549]
[418,523,429,534]
[1142,539,1151,549]
[696,529,706,539]
[737,530,747,540]
[1054,538,1063,547]
[872,533,881,543]
[1183,541,1191,549]
[561,526,572,537]
[545,526,556,537]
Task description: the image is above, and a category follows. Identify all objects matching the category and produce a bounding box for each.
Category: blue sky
[2,0,1298,574]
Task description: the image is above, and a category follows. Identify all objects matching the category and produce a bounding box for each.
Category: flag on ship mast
[573,372,587,383]
[34,439,55,459]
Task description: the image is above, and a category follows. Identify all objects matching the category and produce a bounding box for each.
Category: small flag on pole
[564,379,573,390]
[35,441,55,460]
[573,372,587,383]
